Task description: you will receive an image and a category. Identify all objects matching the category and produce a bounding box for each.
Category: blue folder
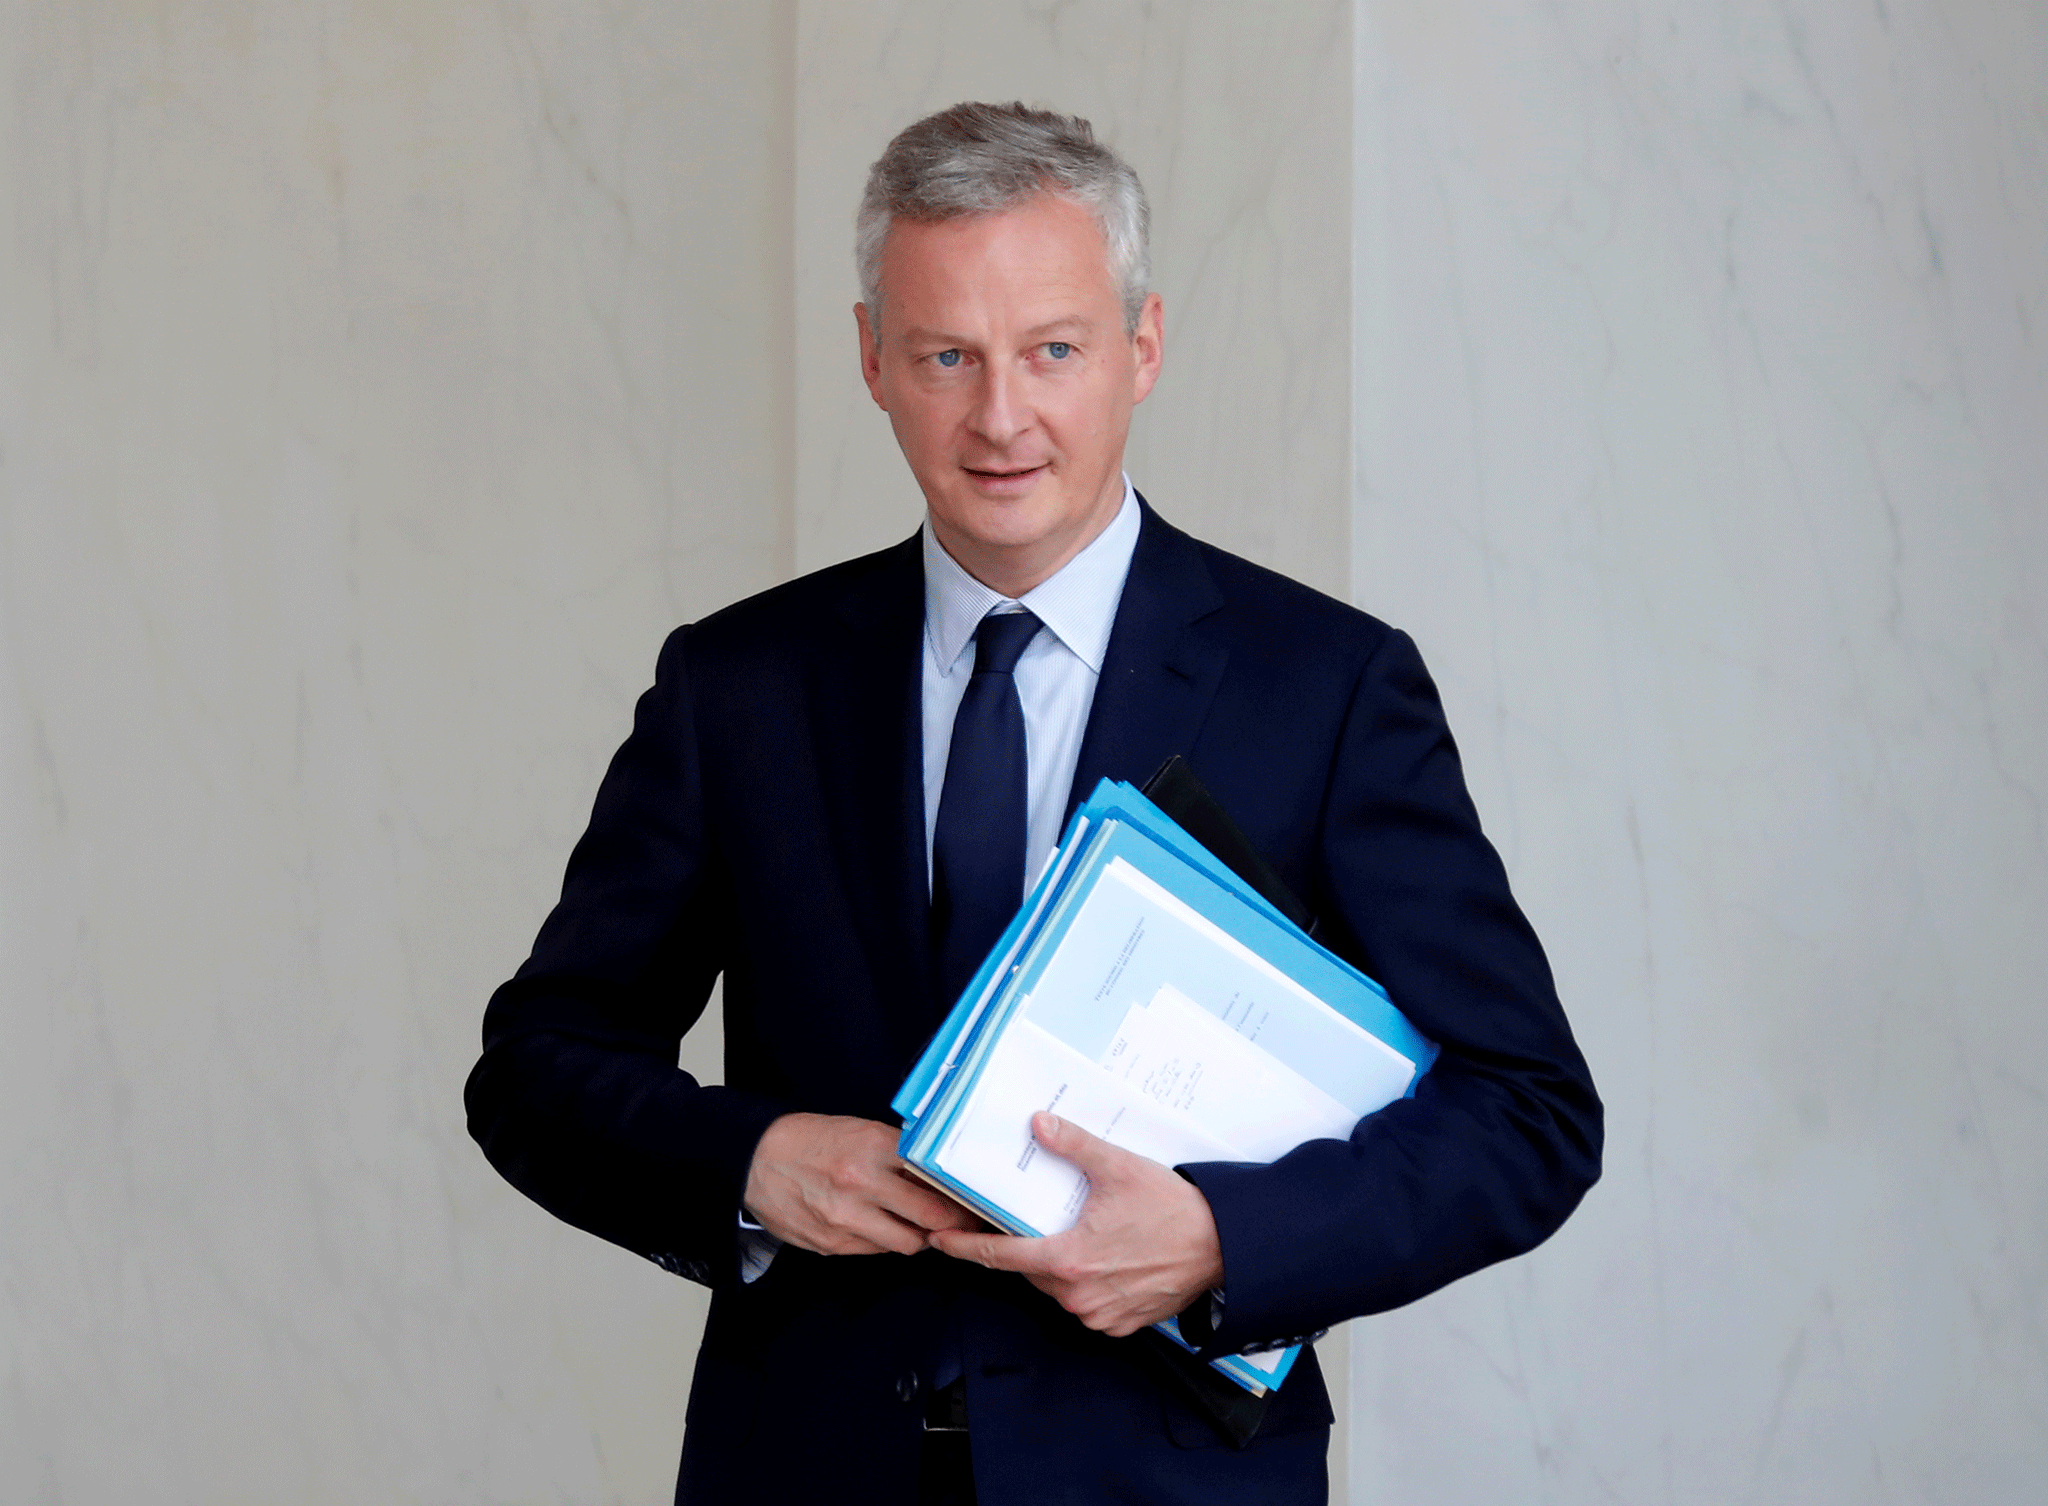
[895,778,1438,1395]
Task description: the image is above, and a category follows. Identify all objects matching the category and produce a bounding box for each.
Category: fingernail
[1041,1112,1061,1133]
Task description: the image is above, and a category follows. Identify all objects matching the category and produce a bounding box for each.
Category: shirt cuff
[737,1207,781,1284]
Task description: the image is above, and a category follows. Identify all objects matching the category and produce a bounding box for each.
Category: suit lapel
[1066,498,1229,819]
[805,536,937,1056]
[800,503,1227,1068]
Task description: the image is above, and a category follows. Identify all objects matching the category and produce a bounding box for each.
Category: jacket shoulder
[675,533,921,662]
[1166,520,1401,675]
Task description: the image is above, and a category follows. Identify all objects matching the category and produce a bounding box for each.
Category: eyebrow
[1020,316,1095,340]
[899,327,973,349]
[898,315,1099,349]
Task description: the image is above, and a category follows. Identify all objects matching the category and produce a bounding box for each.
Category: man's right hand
[741,1113,983,1256]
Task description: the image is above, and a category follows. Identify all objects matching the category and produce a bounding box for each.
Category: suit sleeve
[463,625,789,1287]
[1178,628,1602,1353]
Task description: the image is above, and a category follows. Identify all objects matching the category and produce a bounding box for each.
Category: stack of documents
[894,777,1439,1394]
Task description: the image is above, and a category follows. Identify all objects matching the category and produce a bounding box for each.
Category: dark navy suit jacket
[465,501,1602,1504]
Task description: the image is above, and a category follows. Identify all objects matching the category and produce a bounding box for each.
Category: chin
[959,502,1069,553]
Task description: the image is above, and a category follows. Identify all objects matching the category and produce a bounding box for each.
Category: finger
[909,1181,991,1232]
[926,1229,1005,1266]
[851,1208,934,1257]
[881,1170,984,1233]
[927,1228,1061,1274]
[1021,1272,1129,1332]
[793,1199,932,1258]
[1075,1293,1150,1337]
[780,1226,897,1258]
[1031,1111,1123,1181]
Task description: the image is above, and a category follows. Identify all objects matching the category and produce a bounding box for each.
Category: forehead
[878,193,1118,331]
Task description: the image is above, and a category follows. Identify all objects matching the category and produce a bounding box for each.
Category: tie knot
[973,610,1042,675]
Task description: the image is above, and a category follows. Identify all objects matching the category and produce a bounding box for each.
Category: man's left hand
[927,1111,1225,1338]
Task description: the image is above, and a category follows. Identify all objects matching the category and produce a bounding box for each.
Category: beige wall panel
[1349,2,2048,1500]
[1,3,791,1500]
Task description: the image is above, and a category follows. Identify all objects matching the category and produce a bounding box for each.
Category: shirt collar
[923,476,1141,675]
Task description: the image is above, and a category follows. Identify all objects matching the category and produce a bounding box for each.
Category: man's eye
[934,349,963,368]
[1044,342,1072,359]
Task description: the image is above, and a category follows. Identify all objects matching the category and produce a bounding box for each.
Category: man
[467,103,1600,1505]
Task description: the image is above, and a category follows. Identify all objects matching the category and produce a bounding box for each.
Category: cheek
[898,379,972,432]
[882,392,949,455]
[1050,374,1120,443]
[1044,402,1108,457]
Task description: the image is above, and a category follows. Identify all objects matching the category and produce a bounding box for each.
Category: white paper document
[1018,858,1420,1116]
[1098,985,1359,1162]
[934,982,1374,1237]
[934,1015,1241,1235]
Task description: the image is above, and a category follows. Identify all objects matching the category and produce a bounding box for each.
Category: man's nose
[966,362,1028,447]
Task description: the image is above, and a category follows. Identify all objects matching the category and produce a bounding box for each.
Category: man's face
[857,192,1164,596]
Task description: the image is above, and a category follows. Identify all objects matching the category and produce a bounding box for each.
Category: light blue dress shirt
[737,477,1143,1283]
[920,477,1141,894]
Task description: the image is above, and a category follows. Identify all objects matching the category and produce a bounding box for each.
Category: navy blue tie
[932,609,1043,1006]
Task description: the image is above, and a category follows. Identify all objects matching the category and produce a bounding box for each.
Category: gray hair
[856,101,1151,339]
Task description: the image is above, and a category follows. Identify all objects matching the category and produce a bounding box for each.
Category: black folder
[1140,755,1315,936]
[1133,754,1318,1449]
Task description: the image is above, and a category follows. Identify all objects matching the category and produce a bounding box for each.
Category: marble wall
[1347,3,2048,1502]
[9,1,2041,1501]
[2,3,790,1500]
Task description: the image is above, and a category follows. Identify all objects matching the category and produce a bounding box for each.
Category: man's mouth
[964,463,1047,481]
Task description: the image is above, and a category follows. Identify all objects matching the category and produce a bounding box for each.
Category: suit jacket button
[896,1373,919,1404]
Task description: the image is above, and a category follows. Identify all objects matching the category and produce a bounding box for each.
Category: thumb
[1033,1111,1114,1174]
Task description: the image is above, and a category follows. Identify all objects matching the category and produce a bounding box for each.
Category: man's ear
[854,302,889,412]
[1130,291,1165,406]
